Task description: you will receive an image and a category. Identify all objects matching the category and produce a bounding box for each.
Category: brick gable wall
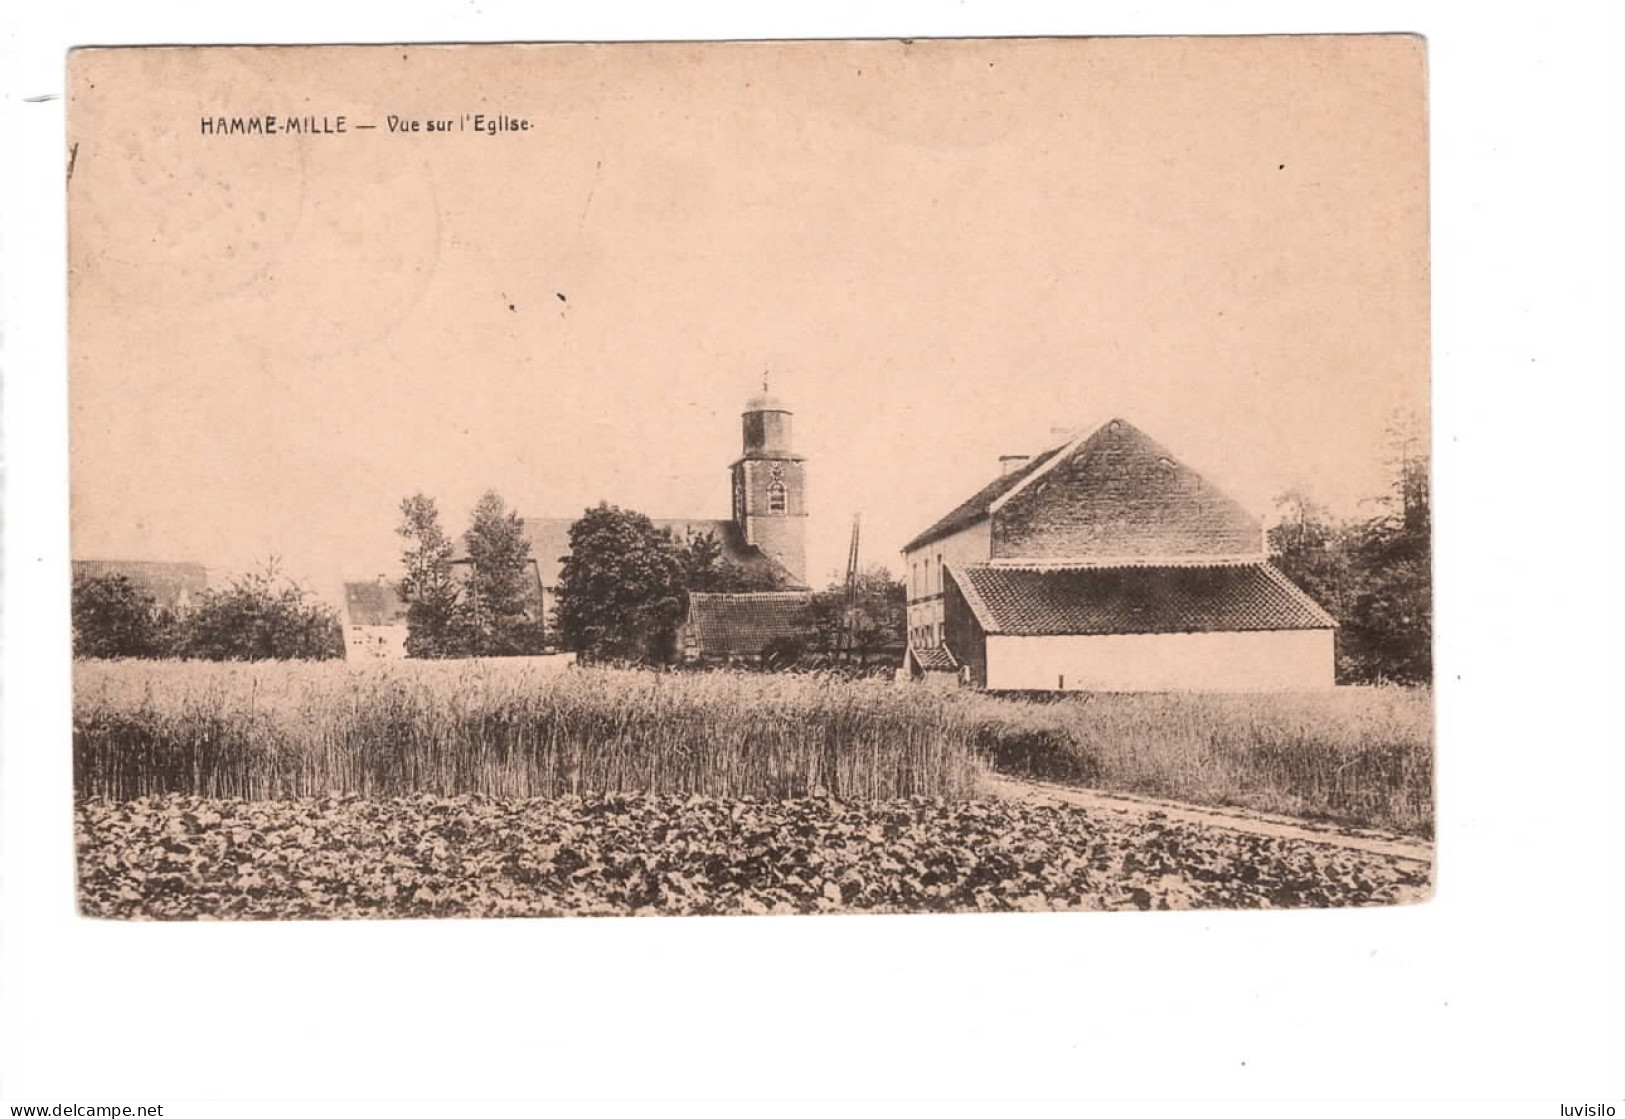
[991,421,1260,560]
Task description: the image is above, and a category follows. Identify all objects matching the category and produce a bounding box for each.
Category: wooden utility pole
[839,514,860,662]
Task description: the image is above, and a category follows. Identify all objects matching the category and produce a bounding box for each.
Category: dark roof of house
[343,581,409,627]
[910,644,959,672]
[902,418,1261,560]
[683,591,813,658]
[72,559,208,612]
[948,562,1337,637]
[902,443,1069,554]
[503,516,800,590]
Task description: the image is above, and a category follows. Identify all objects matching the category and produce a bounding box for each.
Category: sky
[68,36,1429,597]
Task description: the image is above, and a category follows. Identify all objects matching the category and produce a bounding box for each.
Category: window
[767,479,787,514]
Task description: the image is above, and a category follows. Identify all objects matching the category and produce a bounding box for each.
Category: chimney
[999,454,1031,476]
[1050,426,1077,441]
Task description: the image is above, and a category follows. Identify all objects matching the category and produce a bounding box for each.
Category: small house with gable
[901,418,1336,691]
[341,577,410,660]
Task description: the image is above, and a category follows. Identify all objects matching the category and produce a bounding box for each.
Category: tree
[397,493,466,658]
[555,503,688,664]
[677,529,790,593]
[170,560,344,661]
[72,573,166,658]
[1267,412,1432,685]
[796,565,907,667]
[461,490,546,656]
[1341,413,1432,685]
[1268,488,1354,622]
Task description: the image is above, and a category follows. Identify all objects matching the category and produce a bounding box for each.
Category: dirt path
[977,773,1434,866]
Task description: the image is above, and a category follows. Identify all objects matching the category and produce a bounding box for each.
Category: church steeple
[731,373,808,588]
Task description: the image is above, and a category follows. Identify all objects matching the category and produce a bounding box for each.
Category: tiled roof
[653,519,800,588]
[465,516,798,589]
[910,644,959,672]
[949,562,1336,636]
[343,580,409,627]
[901,443,1069,554]
[990,419,1261,560]
[902,418,1263,561]
[683,591,813,658]
[72,559,208,613]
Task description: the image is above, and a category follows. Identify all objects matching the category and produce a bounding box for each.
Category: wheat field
[958,686,1433,835]
[73,660,982,802]
[73,660,1432,833]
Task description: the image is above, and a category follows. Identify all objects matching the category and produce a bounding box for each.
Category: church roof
[948,561,1337,637]
[505,516,800,589]
[745,391,791,412]
[683,591,813,659]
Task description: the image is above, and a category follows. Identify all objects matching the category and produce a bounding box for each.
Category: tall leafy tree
[1342,413,1432,685]
[397,493,466,658]
[461,490,545,656]
[555,503,687,664]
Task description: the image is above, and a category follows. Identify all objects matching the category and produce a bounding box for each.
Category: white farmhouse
[900,418,1336,692]
[341,578,410,660]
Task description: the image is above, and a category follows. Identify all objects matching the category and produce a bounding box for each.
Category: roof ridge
[688,589,812,599]
[986,418,1115,516]
[981,554,1266,571]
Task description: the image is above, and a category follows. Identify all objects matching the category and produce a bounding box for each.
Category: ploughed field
[73,660,1433,917]
[77,792,1429,919]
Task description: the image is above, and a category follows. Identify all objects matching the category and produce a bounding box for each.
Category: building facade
[902,418,1336,691]
[341,577,411,660]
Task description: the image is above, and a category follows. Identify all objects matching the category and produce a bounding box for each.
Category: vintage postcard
[68,36,1431,920]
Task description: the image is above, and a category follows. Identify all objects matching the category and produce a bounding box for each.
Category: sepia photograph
[66,35,1432,922]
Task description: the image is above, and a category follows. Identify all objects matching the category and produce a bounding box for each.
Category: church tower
[731,376,808,588]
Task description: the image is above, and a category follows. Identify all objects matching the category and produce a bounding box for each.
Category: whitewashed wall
[903,519,991,643]
[984,629,1334,692]
[344,625,407,661]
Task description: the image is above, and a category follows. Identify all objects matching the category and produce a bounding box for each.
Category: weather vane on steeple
[762,369,770,395]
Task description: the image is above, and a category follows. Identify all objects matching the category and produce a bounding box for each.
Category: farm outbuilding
[679,591,814,663]
[903,418,1337,692]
